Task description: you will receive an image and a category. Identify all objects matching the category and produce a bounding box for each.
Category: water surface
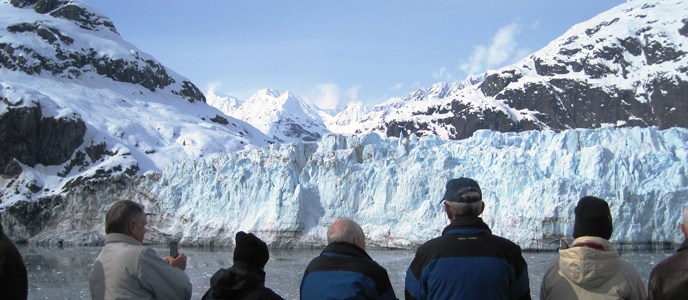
[21,245,673,300]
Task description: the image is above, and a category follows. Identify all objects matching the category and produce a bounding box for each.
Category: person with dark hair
[89,200,192,300]
[300,218,396,299]
[202,231,283,300]
[405,177,531,300]
[647,206,688,300]
[540,196,646,300]
[0,220,28,300]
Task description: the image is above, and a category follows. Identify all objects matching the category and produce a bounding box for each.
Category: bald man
[300,218,396,299]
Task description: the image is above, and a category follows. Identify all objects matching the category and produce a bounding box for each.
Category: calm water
[20,245,674,300]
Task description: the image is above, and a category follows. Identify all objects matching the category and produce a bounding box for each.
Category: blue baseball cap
[442,177,482,203]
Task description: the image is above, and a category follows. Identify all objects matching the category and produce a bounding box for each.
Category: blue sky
[85,0,625,108]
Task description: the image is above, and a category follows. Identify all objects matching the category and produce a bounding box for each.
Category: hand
[164,252,187,271]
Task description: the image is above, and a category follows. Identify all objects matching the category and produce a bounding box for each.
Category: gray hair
[445,199,484,217]
[327,218,364,244]
[105,200,145,234]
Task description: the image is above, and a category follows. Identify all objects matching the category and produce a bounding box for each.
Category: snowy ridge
[18,127,687,249]
[205,90,239,116]
[214,88,329,143]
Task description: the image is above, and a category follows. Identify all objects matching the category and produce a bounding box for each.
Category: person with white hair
[89,200,192,300]
[405,177,530,299]
[647,206,688,299]
[300,218,396,299]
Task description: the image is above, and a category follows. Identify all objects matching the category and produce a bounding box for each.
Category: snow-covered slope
[0,0,270,205]
[7,127,687,250]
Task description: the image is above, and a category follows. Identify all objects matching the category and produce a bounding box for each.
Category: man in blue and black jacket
[300,218,397,299]
[405,177,531,300]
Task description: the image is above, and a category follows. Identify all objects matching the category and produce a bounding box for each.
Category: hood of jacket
[558,236,620,289]
[208,261,266,298]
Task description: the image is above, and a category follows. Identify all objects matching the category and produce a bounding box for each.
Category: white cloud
[389,83,404,91]
[432,67,454,81]
[312,83,340,110]
[206,81,223,93]
[309,83,362,110]
[346,85,361,101]
[459,23,530,75]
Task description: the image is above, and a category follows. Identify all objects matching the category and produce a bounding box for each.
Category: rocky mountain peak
[9,0,118,34]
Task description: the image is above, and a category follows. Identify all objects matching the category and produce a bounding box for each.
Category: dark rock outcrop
[0,100,85,176]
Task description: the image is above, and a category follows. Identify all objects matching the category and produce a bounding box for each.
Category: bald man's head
[327,218,366,249]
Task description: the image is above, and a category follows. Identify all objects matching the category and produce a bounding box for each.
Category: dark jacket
[405,216,531,300]
[202,261,283,300]
[0,228,28,300]
[300,241,397,299]
[648,239,688,300]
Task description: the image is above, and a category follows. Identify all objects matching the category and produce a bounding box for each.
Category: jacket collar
[104,233,142,246]
[571,236,614,251]
[321,241,372,261]
[442,216,492,236]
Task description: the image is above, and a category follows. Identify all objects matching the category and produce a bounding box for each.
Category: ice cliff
[9,126,685,250]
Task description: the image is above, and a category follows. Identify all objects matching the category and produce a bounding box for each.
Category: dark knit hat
[233,231,269,268]
[573,196,613,239]
[442,177,482,203]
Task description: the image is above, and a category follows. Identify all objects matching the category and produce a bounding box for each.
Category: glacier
[10,126,687,250]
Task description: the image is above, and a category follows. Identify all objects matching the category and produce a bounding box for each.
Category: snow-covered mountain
[226,0,687,141]
[0,0,271,204]
[369,0,688,140]
[4,127,686,250]
[206,90,239,116]
[209,88,329,143]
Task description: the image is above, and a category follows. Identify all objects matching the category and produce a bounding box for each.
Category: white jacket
[89,233,192,300]
[540,236,646,300]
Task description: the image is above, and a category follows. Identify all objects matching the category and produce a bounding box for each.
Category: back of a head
[327,218,364,244]
[233,231,269,269]
[105,200,145,234]
[573,196,613,240]
[443,177,484,217]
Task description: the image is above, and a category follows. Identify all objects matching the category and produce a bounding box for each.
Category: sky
[85,0,625,109]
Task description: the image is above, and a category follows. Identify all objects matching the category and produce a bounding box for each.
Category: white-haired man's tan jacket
[89,233,192,300]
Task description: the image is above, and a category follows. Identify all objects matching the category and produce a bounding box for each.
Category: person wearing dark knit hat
[541,196,646,300]
[405,177,531,299]
[573,196,613,240]
[202,232,283,300]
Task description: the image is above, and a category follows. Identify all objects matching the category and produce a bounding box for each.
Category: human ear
[444,202,453,220]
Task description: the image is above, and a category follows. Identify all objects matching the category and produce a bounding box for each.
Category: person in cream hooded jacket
[540,196,646,300]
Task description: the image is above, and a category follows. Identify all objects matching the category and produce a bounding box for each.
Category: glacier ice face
[7,127,687,250]
[128,126,687,249]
